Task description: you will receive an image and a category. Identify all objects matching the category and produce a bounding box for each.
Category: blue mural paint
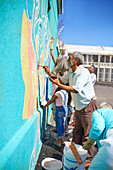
[26,0,32,20]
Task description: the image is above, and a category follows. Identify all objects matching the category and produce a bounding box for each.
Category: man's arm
[49,77,78,93]
[50,37,56,64]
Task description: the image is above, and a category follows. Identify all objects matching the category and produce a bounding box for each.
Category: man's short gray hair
[73,52,84,65]
[99,102,112,109]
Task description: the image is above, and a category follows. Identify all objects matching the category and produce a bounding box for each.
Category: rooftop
[64,44,113,55]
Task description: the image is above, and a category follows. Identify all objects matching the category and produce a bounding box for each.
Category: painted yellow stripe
[21,10,30,119]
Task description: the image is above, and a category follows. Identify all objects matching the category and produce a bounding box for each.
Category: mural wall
[0,0,59,169]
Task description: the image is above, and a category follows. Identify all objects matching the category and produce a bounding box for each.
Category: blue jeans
[68,105,75,115]
[55,106,67,139]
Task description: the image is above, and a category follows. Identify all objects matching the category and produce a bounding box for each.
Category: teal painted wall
[0,0,58,169]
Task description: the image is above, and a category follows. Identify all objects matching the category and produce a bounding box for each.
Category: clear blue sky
[58,0,113,47]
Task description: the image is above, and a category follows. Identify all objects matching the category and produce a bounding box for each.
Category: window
[100,56,104,62]
[84,55,86,62]
[88,56,91,62]
[111,69,113,82]
[99,68,104,82]
[105,69,110,82]
[93,55,98,62]
[111,57,113,63]
[106,56,110,63]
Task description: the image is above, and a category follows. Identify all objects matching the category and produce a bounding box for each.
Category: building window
[88,56,91,62]
[99,68,104,82]
[111,69,113,82]
[106,56,110,63]
[93,55,98,62]
[100,56,104,62]
[84,55,86,62]
[111,57,113,63]
[105,68,110,82]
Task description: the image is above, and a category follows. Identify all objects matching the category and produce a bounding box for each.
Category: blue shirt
[89,108,113,147]
[60,65,95,110]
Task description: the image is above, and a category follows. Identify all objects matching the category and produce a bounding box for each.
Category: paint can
[41,157,62,170]
[63,142,87,170]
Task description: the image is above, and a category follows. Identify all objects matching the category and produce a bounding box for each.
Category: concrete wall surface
[0,0,59,169]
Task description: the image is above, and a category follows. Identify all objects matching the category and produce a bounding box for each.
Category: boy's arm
[42,95,57,109]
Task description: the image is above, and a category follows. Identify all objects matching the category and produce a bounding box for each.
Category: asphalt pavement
[94,84,113,107]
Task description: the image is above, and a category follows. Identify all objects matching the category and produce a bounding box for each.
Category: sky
[58,0,113,47]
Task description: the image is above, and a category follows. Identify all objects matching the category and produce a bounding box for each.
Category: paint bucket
[41,157,62,170]
[63,142,87,170]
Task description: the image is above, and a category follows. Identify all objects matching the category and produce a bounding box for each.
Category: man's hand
[83,137,95,151]
[41,105,46,109]
[50,37,54,44]
[43,65,50,74]
[83,142,92,151]
[49,76,60,86]
[43,65,54,77]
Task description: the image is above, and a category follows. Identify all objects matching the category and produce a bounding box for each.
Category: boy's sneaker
[85,160,90,167]
[69,120,75,126]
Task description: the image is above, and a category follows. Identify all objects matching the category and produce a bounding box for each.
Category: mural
[21,0,51,120]
[0,0,59,169]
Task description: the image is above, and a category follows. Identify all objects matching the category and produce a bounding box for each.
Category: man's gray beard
[68,60,74,67]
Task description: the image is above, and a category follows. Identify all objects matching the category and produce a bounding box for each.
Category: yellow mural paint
[21,10,30,119]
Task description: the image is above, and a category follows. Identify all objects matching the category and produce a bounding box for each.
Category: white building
[64,44,113,83]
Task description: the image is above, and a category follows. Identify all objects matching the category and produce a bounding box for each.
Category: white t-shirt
[55,90,68,106]
[90,73,96,86]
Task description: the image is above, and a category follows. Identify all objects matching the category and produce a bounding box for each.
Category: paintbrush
[38,64,44,67]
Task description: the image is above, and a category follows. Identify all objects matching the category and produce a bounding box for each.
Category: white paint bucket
[63,142,87,170]
[41,157,62,170]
